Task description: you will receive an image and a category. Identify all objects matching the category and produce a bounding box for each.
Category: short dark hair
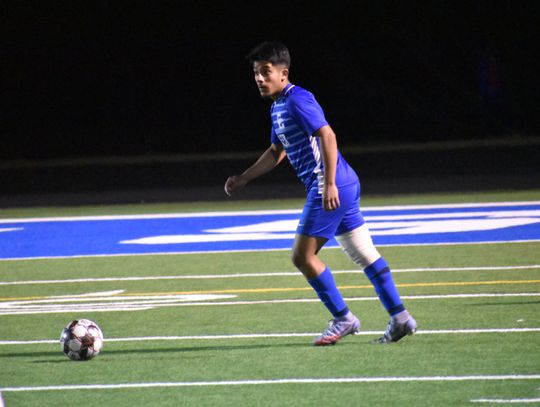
[246,41,291,68]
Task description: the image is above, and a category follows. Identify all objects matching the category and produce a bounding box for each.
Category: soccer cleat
[373,316,417,344]
[313,315,361,346]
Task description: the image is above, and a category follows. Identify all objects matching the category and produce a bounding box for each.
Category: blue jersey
[270,84,359,192]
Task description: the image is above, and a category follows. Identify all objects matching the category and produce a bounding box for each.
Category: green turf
[1,190,539,406]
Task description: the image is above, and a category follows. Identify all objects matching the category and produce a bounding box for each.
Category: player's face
[252,61,289,100]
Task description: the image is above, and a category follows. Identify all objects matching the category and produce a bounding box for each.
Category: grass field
[1,190,539,406]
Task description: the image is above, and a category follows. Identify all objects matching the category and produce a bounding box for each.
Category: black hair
[245,41,291,68]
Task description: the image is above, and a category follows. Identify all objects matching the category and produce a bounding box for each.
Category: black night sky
[3,2,539,162]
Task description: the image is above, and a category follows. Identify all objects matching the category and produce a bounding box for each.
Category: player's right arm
[224,143,286,196]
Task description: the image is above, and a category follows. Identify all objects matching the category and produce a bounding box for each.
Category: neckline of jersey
[274,83,295,103]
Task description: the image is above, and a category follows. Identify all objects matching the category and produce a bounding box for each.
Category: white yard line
[0,209,302,224]
[1,328,539,346]
[1,265,539,286]
[2,239,540,262]
[471,398,540,404]
[1,201,539,224]
[1,375,539,393]
[165,293,540,308]
[0,293,539,316]
[0,247,296,262]
[392,265,540,273]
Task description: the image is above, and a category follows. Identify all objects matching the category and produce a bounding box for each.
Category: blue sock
[308,267,349,318]
[364,257,405,316]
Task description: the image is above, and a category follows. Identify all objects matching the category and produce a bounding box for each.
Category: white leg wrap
[336,224,381,269]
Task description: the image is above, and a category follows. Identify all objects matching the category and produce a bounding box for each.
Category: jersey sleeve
[288,91,329,135]
[270,126,281,146]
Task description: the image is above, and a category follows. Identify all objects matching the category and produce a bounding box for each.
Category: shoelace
[370,321,395,344]
[384,319,397,339]
[382,319,398,340]
[322,319,344,336]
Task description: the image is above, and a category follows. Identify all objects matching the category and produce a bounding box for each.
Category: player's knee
[291,249,318,270]
[336,224,381,269]
[291,250,307,269]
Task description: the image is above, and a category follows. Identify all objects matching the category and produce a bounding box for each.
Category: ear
[281,67,289,82]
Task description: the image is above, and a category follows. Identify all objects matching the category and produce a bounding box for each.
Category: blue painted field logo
[120,206,540,245]
[0,202,539,259]
[121,219,296,244]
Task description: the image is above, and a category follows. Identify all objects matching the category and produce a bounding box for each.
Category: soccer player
[224,41,417,345]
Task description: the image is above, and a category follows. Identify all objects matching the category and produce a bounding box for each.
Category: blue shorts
[296,181,365,240]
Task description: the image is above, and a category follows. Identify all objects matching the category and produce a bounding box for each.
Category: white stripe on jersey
[289,149,316,162]
[310,136,323,193]
[298,166,315,178]
[284,133,307,148]
[311,136,322,173]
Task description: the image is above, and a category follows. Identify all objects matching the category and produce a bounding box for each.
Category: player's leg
[291,233,327,279]
[335,224,417,343]
[292,234,350,317]
[295,185,361,346]
[335,182,417,343]
[292,233,360,346]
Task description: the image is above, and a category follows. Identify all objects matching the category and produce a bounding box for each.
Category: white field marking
[471,399,540,404]
[1,265,539,286]
[197,209,540,235]
[0,228,23,233]
[121,211,540,244]
[367,209,540,221]
[169,293,540,308]
[203,211,540,233]
[0,293,235,304]
[121,232,297,244]
[368,217,540,236]
[120,219,540,244]
[0,293,237,316]
[3,239,540,262]
[207,210,540,234]
[0,209,301,224]
[50,290,126,298]
[391,265,540,273]
[0,292,538,316]
[1,201,539,224]
[1,375,540,393]
[0,306,156,315]
[1,328,539,346]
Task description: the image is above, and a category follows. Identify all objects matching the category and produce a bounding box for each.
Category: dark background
[2,1,539,205]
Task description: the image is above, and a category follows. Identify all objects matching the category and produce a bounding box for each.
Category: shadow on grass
[3,340,359,362]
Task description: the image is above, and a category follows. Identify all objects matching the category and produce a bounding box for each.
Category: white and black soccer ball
[60,319,104,361]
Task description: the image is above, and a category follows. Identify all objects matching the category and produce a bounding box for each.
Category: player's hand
[323,184,340,211]
[224,175,248,196]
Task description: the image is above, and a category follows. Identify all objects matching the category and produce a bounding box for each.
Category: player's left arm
[314,125,340,211]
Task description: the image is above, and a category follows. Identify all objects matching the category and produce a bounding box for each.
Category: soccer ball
[60,319,104,361]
